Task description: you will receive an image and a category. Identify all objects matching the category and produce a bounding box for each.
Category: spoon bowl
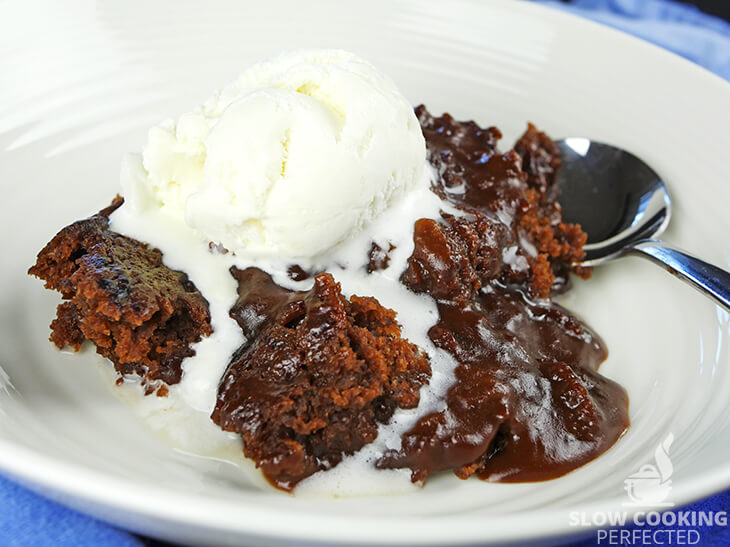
[555,138,730,310]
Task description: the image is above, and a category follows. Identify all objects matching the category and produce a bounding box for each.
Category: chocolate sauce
[374,107,629,483]
[377,283,628,482]
[212,267,430,490]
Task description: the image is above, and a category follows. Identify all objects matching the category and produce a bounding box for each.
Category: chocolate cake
[213,267,431,490]
[414,106,589,298]
[374,107,627,482]
[28,197,212,393]
[29,105,629,491]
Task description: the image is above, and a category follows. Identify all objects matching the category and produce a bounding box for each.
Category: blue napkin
[0,474,142,547]
[537,0,730,80]
[3,1,729,545]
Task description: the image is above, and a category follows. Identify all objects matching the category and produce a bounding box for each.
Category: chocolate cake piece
[514,122,562,196]
[376,108,629,483]
[28,197,212,391]
[212,267,431,490]
[415,105,589,298]
[367,242,396,273]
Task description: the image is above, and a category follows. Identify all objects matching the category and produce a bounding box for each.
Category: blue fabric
[0,474,142,547]
[537,0,730,80]
[3,1,729,545]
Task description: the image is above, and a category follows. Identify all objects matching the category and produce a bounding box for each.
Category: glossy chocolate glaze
[376,107,629,482]
[378,283,628,482]
[213,267,430,490]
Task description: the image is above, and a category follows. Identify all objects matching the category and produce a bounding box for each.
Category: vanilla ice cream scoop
[128,49,426,258]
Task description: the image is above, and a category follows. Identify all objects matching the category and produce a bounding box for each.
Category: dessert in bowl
[29,49,628,494]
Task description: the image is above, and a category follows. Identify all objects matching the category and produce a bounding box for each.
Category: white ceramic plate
[1,1,729,545]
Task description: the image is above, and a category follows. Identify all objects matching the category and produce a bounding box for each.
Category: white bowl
[1,0,729,545]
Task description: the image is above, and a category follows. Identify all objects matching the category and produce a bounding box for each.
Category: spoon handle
[627,240,730,311]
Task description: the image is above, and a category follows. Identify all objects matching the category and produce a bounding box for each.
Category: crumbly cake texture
[28,197,212,392]
[212,267,431,490]
[416,106,589,298]
[375,107,628,483]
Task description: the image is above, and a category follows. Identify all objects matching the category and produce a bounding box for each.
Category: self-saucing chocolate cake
[30,106,629,491]
[29,197,212,395]
[213,267,431,490]
[376,107,628,483]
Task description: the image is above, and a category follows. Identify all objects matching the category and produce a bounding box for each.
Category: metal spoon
[555,137,730,311]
